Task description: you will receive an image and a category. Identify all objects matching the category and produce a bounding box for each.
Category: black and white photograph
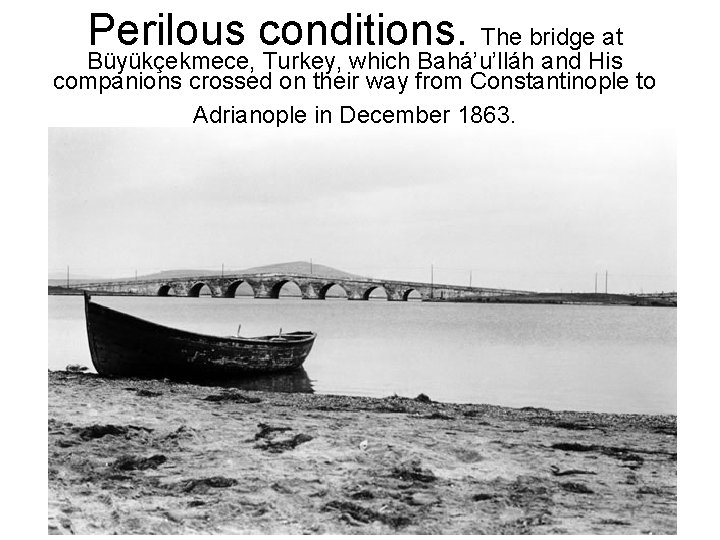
[39,0,683,535]
[47,121,676,534]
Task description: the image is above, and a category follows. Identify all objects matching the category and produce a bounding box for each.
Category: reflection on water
[190,367,314,394]
[48,295,676,414]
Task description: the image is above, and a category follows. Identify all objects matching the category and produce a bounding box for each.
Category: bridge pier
[385,285,406,302]
[300,283,320,300]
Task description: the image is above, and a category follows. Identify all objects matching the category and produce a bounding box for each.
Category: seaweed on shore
[349,489,375,500]
[256,433,314,453]
[204,391,261,403]
[559,481,595,494]
[254,423,292,439]
[551,442,674,461]
[599,518,632,526]
[177,476,238,493]
[135,389,162,397]
[550,465,597,477]
[376,404,410,414]
[421,412,454,420]
[552,442,598,452]
[253,423,313,453]
[56,439,80,448]
[113,454,167,471]
[76,424,129,440]
[548,421,597,431]
[491,476,555,534]
[391,459,437,483]
[322,500,412,528]
[73,424,152,440]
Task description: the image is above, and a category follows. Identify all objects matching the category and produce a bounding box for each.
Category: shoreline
[48,370,676,534]
[48,289,677,307]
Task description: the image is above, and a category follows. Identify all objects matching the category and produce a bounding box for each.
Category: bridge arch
[270,279,302,299]
[403,288,423,301]
[157,284,173,296]
[363,285,389,301]
[224,279,256,298]
[319,282,349,300]
[188,282,213,297]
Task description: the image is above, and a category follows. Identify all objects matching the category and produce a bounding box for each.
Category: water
[48,296,676,414]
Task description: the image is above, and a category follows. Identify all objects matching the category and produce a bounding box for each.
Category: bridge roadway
[76,272,532,302]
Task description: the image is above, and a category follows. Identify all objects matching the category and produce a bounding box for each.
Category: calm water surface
[48,296,676,414]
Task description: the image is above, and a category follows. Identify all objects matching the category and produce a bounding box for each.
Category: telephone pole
[430,264,434,299]
[469,269,472,287]
[66,265,70,289]
[310,258,313,275]
[605,270,608,294]
[221,263,224,278]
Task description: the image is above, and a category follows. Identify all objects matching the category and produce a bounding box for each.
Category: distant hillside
[49,261,362,285]
[239,261,361,279]
[48,270,212,286]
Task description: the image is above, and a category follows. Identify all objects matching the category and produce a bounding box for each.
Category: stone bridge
[75,272,532,302]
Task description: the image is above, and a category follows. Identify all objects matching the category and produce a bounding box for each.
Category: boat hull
[84,294,316,380]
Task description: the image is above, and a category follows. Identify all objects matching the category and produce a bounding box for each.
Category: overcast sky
[48,125,675,292]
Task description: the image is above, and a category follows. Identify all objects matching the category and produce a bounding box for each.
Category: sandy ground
[48,370,676,534]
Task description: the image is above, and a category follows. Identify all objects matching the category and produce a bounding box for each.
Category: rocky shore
[48,370,676,534]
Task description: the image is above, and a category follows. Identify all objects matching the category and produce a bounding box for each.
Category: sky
[48,125,675,293]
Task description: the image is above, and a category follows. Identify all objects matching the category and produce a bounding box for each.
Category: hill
[238,261,360,279]
[48,261,362,285]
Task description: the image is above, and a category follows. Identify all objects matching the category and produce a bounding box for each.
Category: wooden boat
[84,292,316,380]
